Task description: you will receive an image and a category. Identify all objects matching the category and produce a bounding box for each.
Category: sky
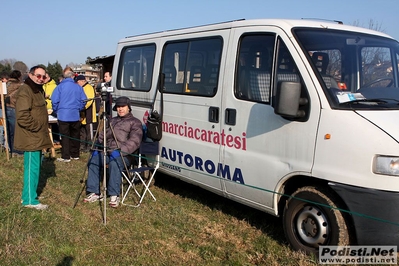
[1,0,398,68]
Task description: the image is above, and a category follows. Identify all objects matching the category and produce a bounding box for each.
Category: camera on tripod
[100,82,114,101]
[96,82,113,92]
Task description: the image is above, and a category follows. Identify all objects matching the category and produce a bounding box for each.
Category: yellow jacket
[82,83,97,125]
[43,79,57,109]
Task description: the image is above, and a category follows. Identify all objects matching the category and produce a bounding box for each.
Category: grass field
[0,150,322,265]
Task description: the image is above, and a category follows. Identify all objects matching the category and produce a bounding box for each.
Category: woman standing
[5,70,24,156]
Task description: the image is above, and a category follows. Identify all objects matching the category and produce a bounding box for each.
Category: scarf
[24,76,45,94]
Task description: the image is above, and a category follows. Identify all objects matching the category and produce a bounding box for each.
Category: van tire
[283,186,349,254]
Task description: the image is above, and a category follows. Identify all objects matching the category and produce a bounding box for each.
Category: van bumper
[329,182,399,246]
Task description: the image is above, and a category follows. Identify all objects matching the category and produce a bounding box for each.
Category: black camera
[100,82,114,102]
[96,82,112,93]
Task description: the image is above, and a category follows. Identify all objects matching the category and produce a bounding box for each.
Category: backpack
[146,74,164,141]
[146,110,162,141]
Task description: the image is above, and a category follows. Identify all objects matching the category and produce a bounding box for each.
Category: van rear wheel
[283,186,349,254]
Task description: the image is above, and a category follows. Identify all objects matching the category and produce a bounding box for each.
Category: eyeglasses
[32,74,47,80]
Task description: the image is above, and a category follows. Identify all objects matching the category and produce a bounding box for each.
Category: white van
[111,19,399,254]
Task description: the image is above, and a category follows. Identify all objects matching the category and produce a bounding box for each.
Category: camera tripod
[73,96,130,225]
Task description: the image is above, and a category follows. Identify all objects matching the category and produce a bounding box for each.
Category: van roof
[118,18,393,44]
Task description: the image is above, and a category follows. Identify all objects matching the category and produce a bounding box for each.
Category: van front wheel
[283,186,349,254]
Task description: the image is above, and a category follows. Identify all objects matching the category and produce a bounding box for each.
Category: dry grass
[0,150,320,265]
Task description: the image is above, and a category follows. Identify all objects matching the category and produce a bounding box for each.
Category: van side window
[275,40,301,85]
[162,38,223,96]
[274,38,310,121]
[118,44,156,91]
[235,34,275,103]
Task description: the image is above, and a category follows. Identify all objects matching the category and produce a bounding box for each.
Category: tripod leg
[73,167,87,208]
[72,116,104,208]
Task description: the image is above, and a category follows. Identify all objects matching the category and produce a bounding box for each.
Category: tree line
[0,59,64,82]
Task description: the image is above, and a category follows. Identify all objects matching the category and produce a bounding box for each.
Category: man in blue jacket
[51,67,87,162]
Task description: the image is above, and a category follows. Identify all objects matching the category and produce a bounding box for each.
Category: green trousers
[21,151,41,206]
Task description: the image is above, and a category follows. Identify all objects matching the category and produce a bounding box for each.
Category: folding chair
[121,141,159,207]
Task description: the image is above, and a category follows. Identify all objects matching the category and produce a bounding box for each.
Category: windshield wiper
[339,98,389,105]
[379,98,399,103]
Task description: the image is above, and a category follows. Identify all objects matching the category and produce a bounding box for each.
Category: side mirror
[274,81,305,118]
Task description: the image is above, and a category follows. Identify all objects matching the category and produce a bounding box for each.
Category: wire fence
[51,131,399,230]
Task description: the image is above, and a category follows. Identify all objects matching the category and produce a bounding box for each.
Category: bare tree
[352,20,392,86]
[0,58,17,68]
[13,61,28,74]
[352,19,386,33]
[67,62,77,68]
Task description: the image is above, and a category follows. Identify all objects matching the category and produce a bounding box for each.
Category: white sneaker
[84,193,103,203]
[109,196,120,208]
[57,158,71,162]
[24,203,48,210]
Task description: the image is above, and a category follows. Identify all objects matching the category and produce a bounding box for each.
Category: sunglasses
[33,73,47,80]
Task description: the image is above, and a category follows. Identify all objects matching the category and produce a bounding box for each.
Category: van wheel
[283,186,349,254]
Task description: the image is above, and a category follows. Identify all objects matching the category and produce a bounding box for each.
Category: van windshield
[294,28,399,110]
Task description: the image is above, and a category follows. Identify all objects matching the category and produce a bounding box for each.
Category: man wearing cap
[76,75,97,152]
[51,67,87,162]
[84,96,142,208]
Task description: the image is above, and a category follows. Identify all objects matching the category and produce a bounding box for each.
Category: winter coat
[81,83,97,125]
[43,78,57,109]
[98,112,142,156]
[5,78,23,108]
[51,78,87,122]
[14,80,52,151]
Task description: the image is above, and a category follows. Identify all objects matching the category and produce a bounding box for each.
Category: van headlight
[373,155,399,176]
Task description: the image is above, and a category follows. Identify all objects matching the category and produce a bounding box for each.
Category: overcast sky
[1,0,398,68]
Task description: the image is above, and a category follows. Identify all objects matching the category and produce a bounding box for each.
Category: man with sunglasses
[14,65,53,210]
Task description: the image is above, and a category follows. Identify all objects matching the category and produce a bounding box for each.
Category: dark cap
[75,75,86,81]
[113,96,131,111]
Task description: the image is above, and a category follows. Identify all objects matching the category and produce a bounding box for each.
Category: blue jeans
[6,107,22,154]
[86,152,131,196]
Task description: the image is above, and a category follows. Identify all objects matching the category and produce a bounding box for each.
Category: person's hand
[110,150,120,161]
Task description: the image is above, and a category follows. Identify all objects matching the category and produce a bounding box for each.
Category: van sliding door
[159,33,230,194]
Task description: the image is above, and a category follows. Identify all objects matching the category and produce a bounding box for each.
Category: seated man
[84,96,143,208]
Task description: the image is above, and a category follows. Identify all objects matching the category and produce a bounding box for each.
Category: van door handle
[225,108,236,126]
[208,106,219,123]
